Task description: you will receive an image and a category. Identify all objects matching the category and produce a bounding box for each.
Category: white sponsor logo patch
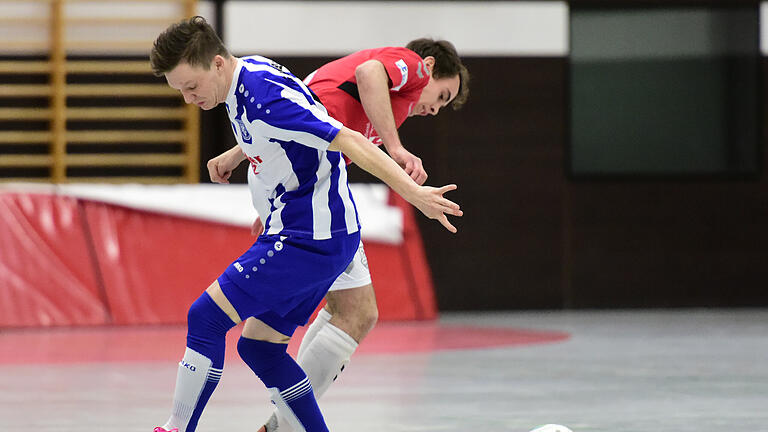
[391,59,408,91]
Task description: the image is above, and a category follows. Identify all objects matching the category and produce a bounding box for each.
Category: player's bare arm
[207,145,246,184]
[355,60,427,185]
[329,127,462,233]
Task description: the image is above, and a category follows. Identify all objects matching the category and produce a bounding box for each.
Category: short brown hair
[405,38,470,110]
[150,16,230,76]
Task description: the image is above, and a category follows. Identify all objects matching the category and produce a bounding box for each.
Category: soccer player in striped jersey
[149,16,462,432]
[209,38,469,432]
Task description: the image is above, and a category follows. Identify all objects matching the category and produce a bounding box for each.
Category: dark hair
[150,16,230,76]
[405,38,470,110]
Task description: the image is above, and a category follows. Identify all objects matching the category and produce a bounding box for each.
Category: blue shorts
[218,231,360,336]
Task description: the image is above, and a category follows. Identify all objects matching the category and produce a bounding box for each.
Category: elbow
[330,127,366,153]
[354,60,386,87]
[341,127,368,147]
[354,64,370,85]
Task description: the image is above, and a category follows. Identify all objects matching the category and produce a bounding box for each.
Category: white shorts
[329,239,372,291]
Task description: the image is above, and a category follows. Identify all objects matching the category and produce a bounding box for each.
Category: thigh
[325,283,377,317]
[241,317,290,343]
[205,279,243,324]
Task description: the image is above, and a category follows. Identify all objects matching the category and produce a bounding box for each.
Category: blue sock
[163,292,236,432]
[237,337,329,432]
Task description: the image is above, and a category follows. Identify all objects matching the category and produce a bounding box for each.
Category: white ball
[529,425,573,432]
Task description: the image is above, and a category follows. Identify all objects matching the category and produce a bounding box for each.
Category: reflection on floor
[1,309,766,432]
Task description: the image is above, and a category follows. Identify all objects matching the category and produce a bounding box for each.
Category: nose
[182,91,194,104]
[429,104,439,115]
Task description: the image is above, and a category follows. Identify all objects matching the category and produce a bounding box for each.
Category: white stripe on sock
[280,377,313,402]
[281,376,309,395]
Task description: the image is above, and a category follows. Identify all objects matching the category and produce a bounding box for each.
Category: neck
[218,56,238,104]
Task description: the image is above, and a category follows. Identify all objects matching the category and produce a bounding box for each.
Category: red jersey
[305,47,430,157]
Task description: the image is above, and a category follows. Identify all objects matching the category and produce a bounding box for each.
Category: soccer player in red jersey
[304,40,468,180]
[208,39,469,432]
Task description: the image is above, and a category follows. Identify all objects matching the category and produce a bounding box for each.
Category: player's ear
[423,56,436,72]
[213,55,225,71]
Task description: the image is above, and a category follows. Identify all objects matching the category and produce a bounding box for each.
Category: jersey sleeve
[240,73,343,151]
[371,47,430,94]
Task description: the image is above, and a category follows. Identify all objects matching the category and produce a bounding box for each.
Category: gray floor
[1,309,766,432]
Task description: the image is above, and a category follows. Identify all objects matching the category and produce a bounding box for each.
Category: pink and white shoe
[153,428,178,432]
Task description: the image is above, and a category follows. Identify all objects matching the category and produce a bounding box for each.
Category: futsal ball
[529,424,573,432]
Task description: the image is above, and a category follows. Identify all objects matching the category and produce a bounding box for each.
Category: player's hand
[411,184,462,233]
[389,146,427,185]
[251,216,264,236]
[207,153,235,184]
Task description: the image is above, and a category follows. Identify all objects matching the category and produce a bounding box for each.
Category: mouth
[196,101,205,107]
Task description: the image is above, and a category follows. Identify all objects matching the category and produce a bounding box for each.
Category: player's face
[165,57,227,110]
[411,73,460,117]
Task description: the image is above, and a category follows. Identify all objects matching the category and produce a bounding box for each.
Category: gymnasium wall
[4,0,767,312]
[209,0,768,310]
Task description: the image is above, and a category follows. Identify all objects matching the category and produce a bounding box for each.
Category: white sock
[163,348,221,432]
[298,321,358,398]
[267,387,306,432]
[297,308,332,361]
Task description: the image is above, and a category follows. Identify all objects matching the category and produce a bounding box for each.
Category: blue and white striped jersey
[225,56,360,240]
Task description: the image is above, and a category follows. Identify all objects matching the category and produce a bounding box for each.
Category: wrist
[383,140,405,154]
[229,148,246,163]
[398,179,420,202]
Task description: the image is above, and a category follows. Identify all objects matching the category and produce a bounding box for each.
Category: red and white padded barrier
[0,184,436,328]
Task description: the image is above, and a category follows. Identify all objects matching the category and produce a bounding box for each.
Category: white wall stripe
[6,1,768,57]
[224,1,569,57]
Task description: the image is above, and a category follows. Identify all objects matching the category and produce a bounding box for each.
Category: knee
[187,295,207,324]
[187,293,236,336]
[359,303,378,331]
[333,301,378,340]
[187,294,211,331]
[236,337,256,365]
[237,337,287,374]
[335,299,377,327]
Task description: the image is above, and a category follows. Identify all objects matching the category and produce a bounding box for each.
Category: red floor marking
[0,322,569,365]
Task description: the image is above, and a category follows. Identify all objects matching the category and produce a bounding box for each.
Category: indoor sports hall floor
[1,309,766,432]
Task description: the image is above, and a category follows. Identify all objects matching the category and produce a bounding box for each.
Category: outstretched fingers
[438,214,457,233]
[435,184,461,212]
[438,197,461,213]
[431,184,462,233]
[442,204,463,216]
[437,184,457,194]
